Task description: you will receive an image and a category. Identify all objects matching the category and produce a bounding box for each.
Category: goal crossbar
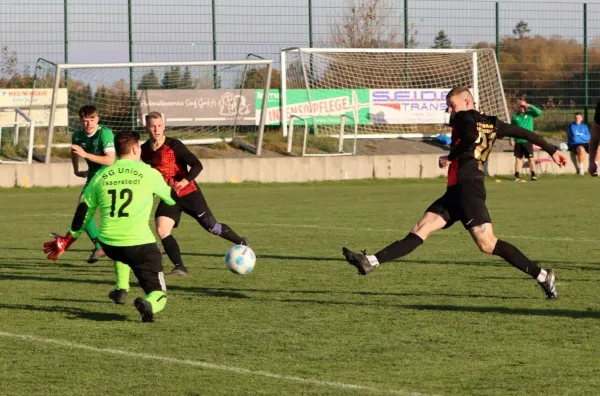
[45,59,274,163]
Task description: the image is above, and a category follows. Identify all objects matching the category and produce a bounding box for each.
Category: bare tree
[331,0,400,48]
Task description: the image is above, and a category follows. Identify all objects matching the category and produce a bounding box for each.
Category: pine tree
[432,30,452,49]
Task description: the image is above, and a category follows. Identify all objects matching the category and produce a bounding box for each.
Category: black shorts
[426,179,491,230]
[568,143,589,153]
[155,189,212,228]
[99,242,165,294]
[514,142,534,158]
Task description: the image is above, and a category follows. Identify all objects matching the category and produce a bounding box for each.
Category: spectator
[567,112,591,176]
[510,99,543,181]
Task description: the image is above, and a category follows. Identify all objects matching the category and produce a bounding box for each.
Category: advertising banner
[137,89,256,126]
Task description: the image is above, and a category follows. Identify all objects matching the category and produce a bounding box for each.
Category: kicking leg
[342,211,447,275]
[78,192,105,263]
[469,223,557,299]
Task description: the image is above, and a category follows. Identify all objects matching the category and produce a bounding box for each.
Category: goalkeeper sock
[161,235,184,267]
[114,261,131,291]
[146,291,167,314]
[374,233,423,264]
[85,219,102,250]
[492,239,541,279]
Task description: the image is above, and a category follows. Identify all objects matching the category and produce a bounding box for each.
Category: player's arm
[152,169,177,206]
[72,128,116,166]
[71,134,88,178]
[43,180,99,260]
[171,140,203,190]
[526,104,543,118]
[446,112,478,161]
[497,121,567,167]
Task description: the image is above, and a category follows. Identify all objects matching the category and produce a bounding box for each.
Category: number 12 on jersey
[108,188,133,217]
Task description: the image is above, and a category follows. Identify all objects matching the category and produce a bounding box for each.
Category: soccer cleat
[108,289,128,305]
[342,247,376,275]
[531,175,537,181]
[134,297,155,323]
[514,178,521,182]
[166,265,188,276]
[87,248,105,264]
[240,237,251,246]
[539,268,558,299]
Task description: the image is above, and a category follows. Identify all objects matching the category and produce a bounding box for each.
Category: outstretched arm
[498,121,567,167]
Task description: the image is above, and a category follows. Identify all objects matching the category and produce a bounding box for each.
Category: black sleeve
[71,202,89,232]
[497,120,557,156]
[172,140,203,181]
[594,102,600,124]
[447,112,478,161]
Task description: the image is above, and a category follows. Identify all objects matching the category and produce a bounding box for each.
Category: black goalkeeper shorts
[155,189,213,228]
[99,242,165,294]
[514,142,534,159]
[426,178,491,230]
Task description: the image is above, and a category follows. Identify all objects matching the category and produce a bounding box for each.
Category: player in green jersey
[44,130,176,323]
[63,105,116,263]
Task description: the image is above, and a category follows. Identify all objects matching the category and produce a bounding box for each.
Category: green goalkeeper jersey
[71,158,175,246]
[71,125,115,182]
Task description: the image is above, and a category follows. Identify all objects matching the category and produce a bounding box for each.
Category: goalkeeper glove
[43,232,77,261]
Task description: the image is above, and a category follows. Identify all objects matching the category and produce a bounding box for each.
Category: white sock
[579,163,585,174]
[366,255,380,267]
[537,269,547,283]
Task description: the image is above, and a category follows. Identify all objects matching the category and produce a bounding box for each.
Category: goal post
[280,47,509,154]
[44,59,273,163]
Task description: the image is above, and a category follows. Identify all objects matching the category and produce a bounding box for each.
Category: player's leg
[576,145,587,175]
[524,143,537,180]
[591,122,600,176]
[155,201,188,276]
[99,243,131,304]
[460,184,557,298]
[342,194,451,275]
[78,189,105,264]
[514,144,523,181]
[183,190,249,246]
[128,243,167,323]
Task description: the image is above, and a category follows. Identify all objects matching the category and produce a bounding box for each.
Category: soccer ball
[225,245,256,275]
[558,143,569,152]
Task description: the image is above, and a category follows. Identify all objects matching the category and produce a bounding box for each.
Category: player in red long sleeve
[141,111,249,276]
[342,86,568,299]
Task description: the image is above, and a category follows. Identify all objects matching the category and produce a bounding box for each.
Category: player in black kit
[342,86,568,299]
[141,111,249,276]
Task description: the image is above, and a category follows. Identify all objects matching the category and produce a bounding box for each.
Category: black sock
[374,233,424,264]
[531,171,536,177]
[492,239,541,279]
[161,235,185,268]
[219,223,243,245]
[514,172,520,179]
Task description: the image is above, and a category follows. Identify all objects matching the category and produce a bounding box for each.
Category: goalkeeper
[43,131,176,323]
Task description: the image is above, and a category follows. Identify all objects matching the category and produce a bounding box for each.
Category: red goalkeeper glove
[43,232,77,261]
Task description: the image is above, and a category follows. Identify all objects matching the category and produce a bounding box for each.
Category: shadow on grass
[401,304,600,319]
[0,303,127,321]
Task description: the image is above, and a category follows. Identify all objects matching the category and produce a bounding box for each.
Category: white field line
[0,331,426,396]
[0,214,587,243]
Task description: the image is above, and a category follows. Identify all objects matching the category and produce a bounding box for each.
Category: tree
[432,30,451,49]
[161,67,182,89]
[513,20,530,40]
[138,69,160,90]
[179,66,195,89]
[237,67,281,89]
[331,0,400,48]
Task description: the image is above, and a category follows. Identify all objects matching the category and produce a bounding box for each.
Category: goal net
[281,48,508,155]
[38,59,273,162]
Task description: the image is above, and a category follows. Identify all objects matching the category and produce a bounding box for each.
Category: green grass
[1,176,600,395]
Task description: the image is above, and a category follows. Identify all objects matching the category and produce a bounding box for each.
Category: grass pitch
[1,176,599,395]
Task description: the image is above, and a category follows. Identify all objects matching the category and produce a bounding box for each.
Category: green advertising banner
[255,89,370,126]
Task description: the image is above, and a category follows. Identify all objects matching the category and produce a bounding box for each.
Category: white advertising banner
[0,88,68,127]
[369,89,450,124]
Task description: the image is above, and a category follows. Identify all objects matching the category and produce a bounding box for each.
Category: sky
[1,0,600,73]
